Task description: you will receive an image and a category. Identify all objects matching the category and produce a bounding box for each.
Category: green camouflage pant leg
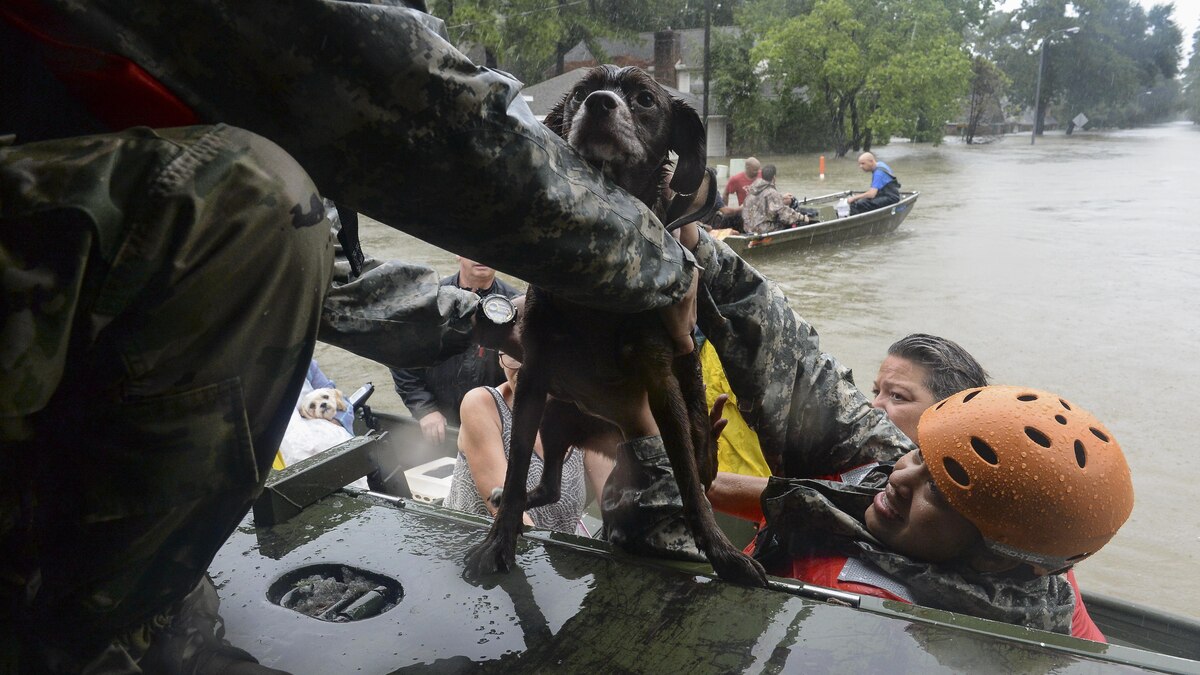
[599,436,703,561]
[0,125,333,670]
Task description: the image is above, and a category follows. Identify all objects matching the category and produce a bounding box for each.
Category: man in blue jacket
[847,152,901,214]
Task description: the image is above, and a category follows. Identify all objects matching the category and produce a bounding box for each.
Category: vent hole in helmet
[1017,394,1038,402]
[970,437,999,465]
[1055,414,1067,425]
[943,457,971,487]
[935,399,947,411]
[1074,440,1087,468]
[1090,427,1109,443]
[1059,399,1072,411]
[962,390,980,403]
[1025,426,1052,448]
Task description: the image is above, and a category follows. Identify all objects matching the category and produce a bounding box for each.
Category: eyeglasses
[499,353,522,369]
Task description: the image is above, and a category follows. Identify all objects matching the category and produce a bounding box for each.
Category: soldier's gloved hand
[657,268,698,356]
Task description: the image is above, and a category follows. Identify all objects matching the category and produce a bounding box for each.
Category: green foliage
[710,30,828,153]
[428,0,1189,145]
[963,56,1010,143]
[738,0,971,155]
[985,0,1185,131]
[1184,28,1200,123]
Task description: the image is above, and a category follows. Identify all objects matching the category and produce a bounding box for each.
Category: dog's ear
[543,92,571,139]
[668,97,707,195]
[335,390,348,412]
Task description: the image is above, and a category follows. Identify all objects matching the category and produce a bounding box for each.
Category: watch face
[481,295,516,324]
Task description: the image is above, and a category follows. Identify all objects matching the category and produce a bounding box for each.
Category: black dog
[464,66,767,587]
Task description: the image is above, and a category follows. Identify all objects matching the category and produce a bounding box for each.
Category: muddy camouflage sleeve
[44,0,694,313]
[691,231,914,477]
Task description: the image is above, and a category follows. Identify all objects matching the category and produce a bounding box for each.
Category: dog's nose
[584,91,620,117]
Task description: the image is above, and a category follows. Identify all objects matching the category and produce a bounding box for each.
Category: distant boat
[717,190,920,255]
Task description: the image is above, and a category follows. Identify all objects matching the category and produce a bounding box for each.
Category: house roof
[519,68,702,119]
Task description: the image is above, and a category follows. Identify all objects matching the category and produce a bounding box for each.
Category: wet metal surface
[209,495,1192,673]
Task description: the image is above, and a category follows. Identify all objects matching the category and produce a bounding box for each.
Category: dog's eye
[635,91,655,107]
[572,87,587,102]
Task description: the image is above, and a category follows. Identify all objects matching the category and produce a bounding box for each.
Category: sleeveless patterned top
[444,387,586,534]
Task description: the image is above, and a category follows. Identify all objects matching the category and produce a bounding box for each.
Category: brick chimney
[653,30,680,89]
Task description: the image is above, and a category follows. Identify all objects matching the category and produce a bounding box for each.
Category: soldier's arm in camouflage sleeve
[52,0,694,313]
[690,231,913,477]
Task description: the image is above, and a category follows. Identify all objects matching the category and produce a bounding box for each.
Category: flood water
[316,122,1200,618]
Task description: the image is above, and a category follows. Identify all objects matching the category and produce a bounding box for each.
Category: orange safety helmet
[918,385,1134,572]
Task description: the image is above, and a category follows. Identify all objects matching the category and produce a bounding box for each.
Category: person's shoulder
[461,385,499,411]
[460,386,503,427]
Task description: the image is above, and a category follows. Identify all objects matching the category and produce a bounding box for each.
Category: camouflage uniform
[0,125,329,670]
[691,230,914,477]
[2,0,696,319]
[740,179,808,235]
[600,231,914,554]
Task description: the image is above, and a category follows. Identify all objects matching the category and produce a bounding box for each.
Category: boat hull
[720,191,920,255]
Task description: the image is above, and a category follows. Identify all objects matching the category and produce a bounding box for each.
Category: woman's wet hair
[887,333,989,400]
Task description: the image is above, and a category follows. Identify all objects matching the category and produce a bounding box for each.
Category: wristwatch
[478,294,518,327]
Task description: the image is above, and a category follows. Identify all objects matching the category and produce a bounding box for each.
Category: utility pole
[703,0,712,125]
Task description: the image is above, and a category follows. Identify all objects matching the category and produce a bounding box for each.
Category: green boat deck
[210,490,1199,674]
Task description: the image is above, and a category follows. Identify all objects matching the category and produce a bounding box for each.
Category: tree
[1185,26,1200,123]
[709,30,829,153]
[988,0,1184,133]
[963,56,1009,143]
[746,0,972,156]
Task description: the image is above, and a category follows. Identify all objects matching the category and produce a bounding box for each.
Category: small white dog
[300,387,347,423]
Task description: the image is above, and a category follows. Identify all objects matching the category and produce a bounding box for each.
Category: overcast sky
[1165,0,1199,60]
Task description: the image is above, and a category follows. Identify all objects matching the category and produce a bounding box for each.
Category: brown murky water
[316,122,1200,617]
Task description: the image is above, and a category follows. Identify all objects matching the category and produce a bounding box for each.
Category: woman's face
[864,449,980,562]
[871,355,937,442]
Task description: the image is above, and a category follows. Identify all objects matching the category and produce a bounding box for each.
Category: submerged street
[318,122,1200,618]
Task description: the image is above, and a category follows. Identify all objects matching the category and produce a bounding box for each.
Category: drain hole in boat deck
[268,564,402,622]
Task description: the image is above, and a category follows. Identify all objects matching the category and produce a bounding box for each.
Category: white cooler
[403,456,457,503]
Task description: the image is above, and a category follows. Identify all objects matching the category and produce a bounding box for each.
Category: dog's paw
[525,484,560,509]
[463,530,517,578]
[708,545,769,588]
[487,487,504,508]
